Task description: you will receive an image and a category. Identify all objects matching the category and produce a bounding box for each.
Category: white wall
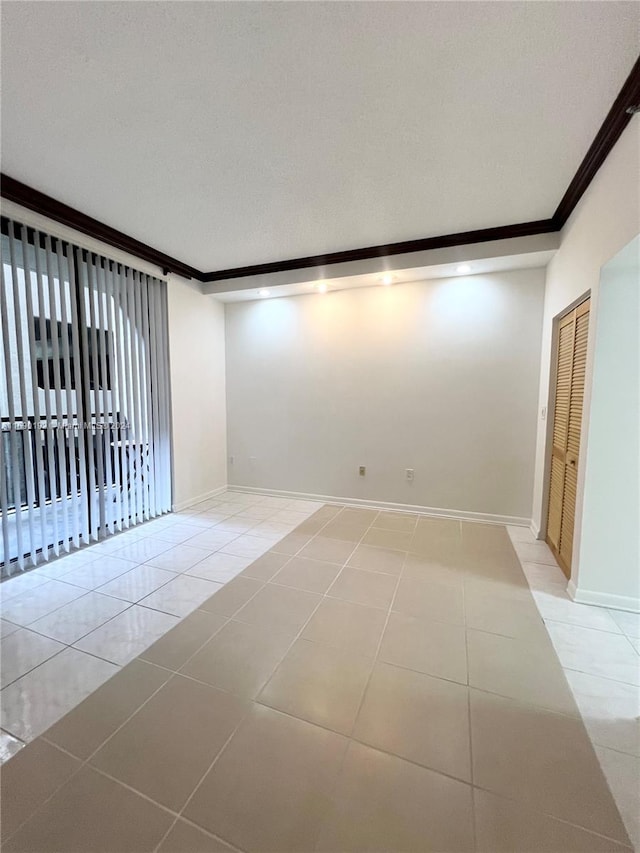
[574,237,639,610]
[531,117,640,600]
[168,276,227,509]
[225,269,545,522]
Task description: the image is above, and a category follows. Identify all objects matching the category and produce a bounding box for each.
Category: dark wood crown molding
[201,219,557,283]
[552,54,640,229]
[0,175,202,280]
[1,53,638,282]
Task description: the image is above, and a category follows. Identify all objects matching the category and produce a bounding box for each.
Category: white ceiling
[1,2,638,272]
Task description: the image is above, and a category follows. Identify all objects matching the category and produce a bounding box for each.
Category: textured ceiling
[1,1,638,270]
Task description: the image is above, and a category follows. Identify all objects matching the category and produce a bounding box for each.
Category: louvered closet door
[546,297,590,578]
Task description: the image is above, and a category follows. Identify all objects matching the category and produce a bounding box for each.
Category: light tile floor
[0,498,637,851]
[0,491,323,746]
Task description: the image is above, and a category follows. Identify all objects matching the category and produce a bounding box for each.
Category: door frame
[540,290,591,575]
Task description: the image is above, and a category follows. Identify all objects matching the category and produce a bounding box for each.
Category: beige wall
[531,117,640,603]
[168,276,227,509]
[225,269,545,522]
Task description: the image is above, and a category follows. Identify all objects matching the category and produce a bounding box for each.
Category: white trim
[567,580,640,614]
[226,484,529,526]
[530,521,541,540]
[172,485,227,512]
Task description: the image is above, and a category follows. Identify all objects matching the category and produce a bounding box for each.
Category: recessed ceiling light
[316,282,328,293]
[381,274,394,286]
[258,289,270,297]
[456,264,471,274]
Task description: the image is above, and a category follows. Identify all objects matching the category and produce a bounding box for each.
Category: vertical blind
[0,217,172,575]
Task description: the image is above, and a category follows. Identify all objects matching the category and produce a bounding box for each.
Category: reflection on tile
[97,565,176,603]
[1,581,86,627]
[140,575,222,617]
[220,534,274,559]
[74,605,179,665]
[144,544,212,573]
[60,556,139,591]
[0,729,25,764]
[609,609,640,640]
[379,612,467,684]
[182,619,295,699]
[111,537,174,563]
[354,662,471,781]
[1,648,118,742]
[533,589,622,633]
[3,765,173,853]
[259,638,373,734]
[0,571,50,602]
[546,621,640,686]
[317,741,474,853]
[184,704,347,853]
[185,552,252,582]
[1,628,64,689]
[327,566,397,610]
[30,592,129,645]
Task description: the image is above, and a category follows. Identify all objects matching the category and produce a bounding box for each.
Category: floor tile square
[298,535,356,564]
[140,574,222,617]
[270,531,315,556]
[44,659,171,759]
[316,741,474,852]
[91,674,248,811]
[354,662,471,781]
[198,576,264,616]
[327,566,397,609]
[54,556,139,591]
[221,534,274,559]
[1,580,87,627]
[347,543,406,575]
[272,556,342,594]
[74,605,179,665]
[1,628,64,689]
[185,552,252,582]
[239,550,290,580]
[182,619,295,698]
[301,597,387,657]
[157,820,235,852]
[1,648,118,742]
[467,627,579,715]
[3,765,173,853]
[144,544,212,573]
[184,704,347,853]
[371,511,418,533]
[473,787,630,852]
[361,527,413,550]
[470,688,630,843]
[234,583,321,632]
[546,621,640,686]
[0,738,80,841]
[141,609,228,672]
[393,575,464,625]
[379,611,468,684]
[97,564,176,603]
[29,592,129,645]
[258,638,373,734]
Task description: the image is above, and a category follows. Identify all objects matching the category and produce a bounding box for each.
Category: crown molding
[2,54,638,282]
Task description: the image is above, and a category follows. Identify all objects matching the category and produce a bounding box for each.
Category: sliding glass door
[0,218,172,575]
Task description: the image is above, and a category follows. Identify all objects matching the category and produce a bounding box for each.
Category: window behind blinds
[0,217,172,575]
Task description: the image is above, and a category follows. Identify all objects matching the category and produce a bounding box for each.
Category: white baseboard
[567,580,640,614]
[226,484,530,527]
[172,485,227,512]
[529,521,541,540]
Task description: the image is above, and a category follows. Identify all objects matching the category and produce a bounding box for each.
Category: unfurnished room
[0,2,639,851]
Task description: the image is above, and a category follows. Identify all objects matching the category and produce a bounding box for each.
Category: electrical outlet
[359,466,366,476]
[405,468,414,481]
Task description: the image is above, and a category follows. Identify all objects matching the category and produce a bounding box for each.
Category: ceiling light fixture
[381,274,394,286]
[456,264,471,274]
[258,288,270,297]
